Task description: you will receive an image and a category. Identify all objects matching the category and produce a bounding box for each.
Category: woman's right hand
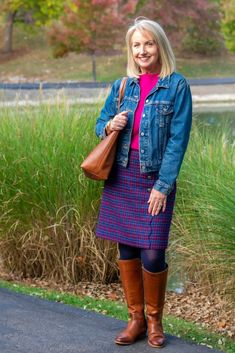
[106,111,128,134]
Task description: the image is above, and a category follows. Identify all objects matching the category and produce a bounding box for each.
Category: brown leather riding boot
[115,258,147,345]
[143,265,168,348]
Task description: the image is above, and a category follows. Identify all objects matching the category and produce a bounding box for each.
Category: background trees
[48,0,138,81]
[135,0,224,55]
[0,0,235,78]
[1,0,64,53]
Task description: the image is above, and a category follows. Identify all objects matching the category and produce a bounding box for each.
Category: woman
[95,17,192,348]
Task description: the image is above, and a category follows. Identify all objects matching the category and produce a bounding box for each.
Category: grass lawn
[0,42,235,82]
[0,279,234,353]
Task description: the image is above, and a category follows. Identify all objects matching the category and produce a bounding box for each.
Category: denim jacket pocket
[155,103,173,160]
[117,96,137,112]
[156,103,173,124]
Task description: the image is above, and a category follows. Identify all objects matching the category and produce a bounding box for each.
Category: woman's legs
[119,244,166,272]
[141,248,166,272]
[141,248,168,348]
[118,243,141,260]
[117,244,168,347]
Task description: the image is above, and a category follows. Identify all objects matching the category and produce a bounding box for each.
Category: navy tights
[118,243,166,273]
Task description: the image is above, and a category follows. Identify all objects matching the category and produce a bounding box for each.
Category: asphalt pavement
[0,78,235,109]
[0,287,224,353]
[0,76,235,89]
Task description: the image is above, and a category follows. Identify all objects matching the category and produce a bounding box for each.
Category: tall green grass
[169,119,235,300]
[0,103,234,303]
[0,103,117,283]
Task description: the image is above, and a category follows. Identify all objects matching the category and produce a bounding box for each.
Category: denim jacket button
[141,149,144,154]
[141,132,144,136]
[147,188,151,192]
[146,99,149,103]
[142,114,145,117]
[147,175,152,179]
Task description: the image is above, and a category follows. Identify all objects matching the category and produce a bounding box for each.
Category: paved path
[1,77,235,89]
[0,287,224,353]
[0,79,235,109]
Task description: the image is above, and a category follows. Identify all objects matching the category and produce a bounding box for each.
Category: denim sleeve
[95,79,121,139]
[153,80,192,195]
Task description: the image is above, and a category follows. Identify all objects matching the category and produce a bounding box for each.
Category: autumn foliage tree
[136,0,223,55]
[48,0,138,81]
[1,0,64,53]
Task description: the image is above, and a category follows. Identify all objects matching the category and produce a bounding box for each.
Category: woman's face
[131,29,160,74]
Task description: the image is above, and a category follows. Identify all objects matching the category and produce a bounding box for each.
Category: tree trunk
[91,53,97,81]
[2,11,17,54]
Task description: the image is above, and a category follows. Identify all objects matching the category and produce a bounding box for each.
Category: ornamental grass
[0,103,234,303]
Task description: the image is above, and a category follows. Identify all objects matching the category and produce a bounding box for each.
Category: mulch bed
[0,270,234,340]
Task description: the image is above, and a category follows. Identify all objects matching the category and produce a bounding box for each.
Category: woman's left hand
[148,188,167,216]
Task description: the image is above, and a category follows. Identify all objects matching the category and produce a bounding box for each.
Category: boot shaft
[142,266,168,348]
[143,266,168,316]
[118,258,145,315]
[115,258,147,345]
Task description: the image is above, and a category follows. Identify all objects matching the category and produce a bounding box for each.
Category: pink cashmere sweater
[130,73,159,150]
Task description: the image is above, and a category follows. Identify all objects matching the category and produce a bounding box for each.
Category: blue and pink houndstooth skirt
[96,149,176,249]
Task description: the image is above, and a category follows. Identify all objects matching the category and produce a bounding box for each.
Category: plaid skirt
[96,149,176,249]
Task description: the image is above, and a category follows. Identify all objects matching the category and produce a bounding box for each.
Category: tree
[135,0,223,55]
[48,0,138,81]
[181,0,224,55]
[221,0,235,52]
[1,0,64,54]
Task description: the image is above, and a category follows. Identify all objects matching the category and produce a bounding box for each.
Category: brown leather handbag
[81,77,127,181]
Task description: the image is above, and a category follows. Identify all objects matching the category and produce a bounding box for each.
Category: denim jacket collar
[128,74,170,88]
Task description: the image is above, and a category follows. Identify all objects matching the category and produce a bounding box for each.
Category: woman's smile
[139,56,151,61]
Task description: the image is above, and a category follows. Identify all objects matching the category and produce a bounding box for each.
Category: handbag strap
[117,77,127,113]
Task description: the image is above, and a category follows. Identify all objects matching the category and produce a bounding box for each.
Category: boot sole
[115,332,146,345]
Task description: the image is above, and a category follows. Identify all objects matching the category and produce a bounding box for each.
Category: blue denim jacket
[95,72,192,195]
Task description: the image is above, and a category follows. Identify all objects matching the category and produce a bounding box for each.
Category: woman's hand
[148,188,167,216]
[106,111,128,134]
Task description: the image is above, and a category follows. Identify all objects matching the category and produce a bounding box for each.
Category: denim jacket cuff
[98,125,107,139]
[153,179,173,196]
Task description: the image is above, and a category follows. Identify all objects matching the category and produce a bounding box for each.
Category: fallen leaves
[165,284,235,340]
